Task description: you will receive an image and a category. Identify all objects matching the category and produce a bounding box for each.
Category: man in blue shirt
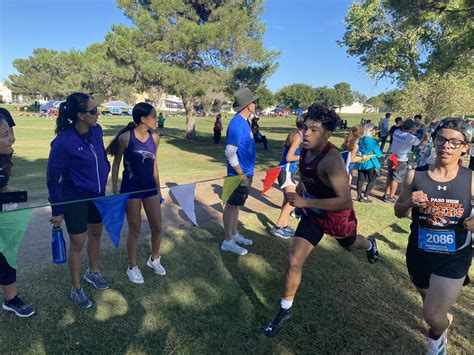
[379,112,391,152]
[221,87,257,255]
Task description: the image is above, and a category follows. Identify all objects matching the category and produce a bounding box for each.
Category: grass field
[0,108,472,354]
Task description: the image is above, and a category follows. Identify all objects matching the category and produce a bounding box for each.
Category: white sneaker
[127,265,144,284]
[233,233,253,246]
[270,227,291,239]
[427,334,447,355]
[283,226,295,236]
[221,239,248,255]
[146,256,166,275]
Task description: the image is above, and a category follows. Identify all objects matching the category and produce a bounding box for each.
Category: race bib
[418,229,456,253]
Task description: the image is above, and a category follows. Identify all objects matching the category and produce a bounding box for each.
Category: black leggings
[356,168,378,197]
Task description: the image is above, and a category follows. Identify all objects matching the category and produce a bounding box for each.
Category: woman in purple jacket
[107,103,165,284]
[47,92,110,309]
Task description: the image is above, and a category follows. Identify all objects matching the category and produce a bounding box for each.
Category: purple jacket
[47,124,110,216]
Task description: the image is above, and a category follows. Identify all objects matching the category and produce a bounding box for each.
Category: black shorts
[63,200,102,235]
[0,252,16,286]
[277,170,297,189]
[406,241,472,289]
[227,178,252,206]
[294,214,357,247]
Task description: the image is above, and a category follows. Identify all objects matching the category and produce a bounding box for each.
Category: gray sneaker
[83,269,109,290]
[283,226,295,236]
[221,239,248,255]
[70,288,92,309]
[270,227,291,239]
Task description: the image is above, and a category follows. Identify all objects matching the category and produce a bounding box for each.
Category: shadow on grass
[1,194,472,353]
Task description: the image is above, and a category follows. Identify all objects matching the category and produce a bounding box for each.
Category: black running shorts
[406,240,472,289]
[63,200,102,235]
[294,214,357,247]
[227,178,252,206]
[0,253,16,286]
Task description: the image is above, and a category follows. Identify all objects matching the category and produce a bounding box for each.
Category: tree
[399,73,473,121]
[339,0,474,83]
[352,90,368,103]
[313,87,339,107]
[367,89,404,111]
[275,83,314,109]
[109,0,279,139]
[254,85,274,110]
[333,82,354,108]
[7,48,83,99]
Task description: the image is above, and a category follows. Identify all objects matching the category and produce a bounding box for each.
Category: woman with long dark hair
[108,102,165,284]
[270,116,304,239]
[341,124,363,183]
[47,92,110,309]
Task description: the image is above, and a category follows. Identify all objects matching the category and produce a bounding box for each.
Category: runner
[394,118,473,355]
[47,92,110,309]
[265,105,379,337]
[158,112,166,136]
[107,102,165,284]
[270,116,304,239]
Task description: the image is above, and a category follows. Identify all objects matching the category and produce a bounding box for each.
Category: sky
[0,0,397,97]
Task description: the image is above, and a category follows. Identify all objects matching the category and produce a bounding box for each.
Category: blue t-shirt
[226,114,256,177]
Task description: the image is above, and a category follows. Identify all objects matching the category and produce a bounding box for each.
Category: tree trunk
[181,93,196,139]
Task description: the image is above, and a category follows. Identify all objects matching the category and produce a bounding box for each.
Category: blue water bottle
[52,227,67,264]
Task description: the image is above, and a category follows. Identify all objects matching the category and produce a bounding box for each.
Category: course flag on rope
[262,167,282,195]
[0,208,33,269]
[93,194,130,248]
[222,175,244,205]
[170,183,198,226]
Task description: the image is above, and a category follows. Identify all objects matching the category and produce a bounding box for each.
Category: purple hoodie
[47,124,110,216]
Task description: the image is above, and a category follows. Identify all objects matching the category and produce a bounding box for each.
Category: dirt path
[16,164,393,269]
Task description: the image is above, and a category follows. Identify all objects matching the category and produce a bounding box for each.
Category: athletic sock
[366,239,374,251]
[280,299,293,310]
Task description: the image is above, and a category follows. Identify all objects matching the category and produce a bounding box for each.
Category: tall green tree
[333,82,354,108]
[313,87,339,107]
[275,83,314,109]
[109,0,278,139]
[254,85,274,110]
[339,0,474,83]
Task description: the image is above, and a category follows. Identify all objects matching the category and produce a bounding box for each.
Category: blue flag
[93,194,129,248]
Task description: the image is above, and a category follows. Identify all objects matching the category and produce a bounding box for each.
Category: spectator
[413,114,425,140]
[355,123,383,202]
[384,119,428,202]
[379,112,391,152]
[213,114,223,144]
[158,113,166,136]
[341,124,364,184]
[251,116,268,149]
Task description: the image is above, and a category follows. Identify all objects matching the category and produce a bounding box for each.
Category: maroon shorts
[307,208,357,238]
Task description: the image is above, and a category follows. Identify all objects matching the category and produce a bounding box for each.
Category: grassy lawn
[1,108,472,353]
[6,110,380,201]
[1,205,473,353]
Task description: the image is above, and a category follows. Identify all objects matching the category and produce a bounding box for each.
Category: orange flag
[262,167,282,195]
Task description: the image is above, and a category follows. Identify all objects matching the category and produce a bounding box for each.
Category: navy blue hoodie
[47,124,110,216]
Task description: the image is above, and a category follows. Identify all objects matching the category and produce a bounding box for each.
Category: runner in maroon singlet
[265,105,379,337]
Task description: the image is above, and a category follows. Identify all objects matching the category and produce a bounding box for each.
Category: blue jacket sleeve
[370,138,383,158]
[47,138,68,216]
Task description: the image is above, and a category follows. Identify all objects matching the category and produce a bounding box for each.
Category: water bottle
[51,227,67,264]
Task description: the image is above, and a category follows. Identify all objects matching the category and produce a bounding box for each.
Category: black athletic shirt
[409,165,472,252]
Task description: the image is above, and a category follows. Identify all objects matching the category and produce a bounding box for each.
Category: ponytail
[106,122,137,156]
[55,92,91,135]
[55,102,71,135]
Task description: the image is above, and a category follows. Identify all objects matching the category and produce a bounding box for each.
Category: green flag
[222,175,244,206]
[0,209,33,269]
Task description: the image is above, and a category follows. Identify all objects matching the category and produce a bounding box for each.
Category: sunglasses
[81,107,99,115]
[433,135,466,149]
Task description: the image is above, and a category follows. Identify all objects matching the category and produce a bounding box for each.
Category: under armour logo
[437,186,447,191]
[77,147,84,152]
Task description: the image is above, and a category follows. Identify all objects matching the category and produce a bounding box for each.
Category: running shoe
[147,256,166,275]
[127,265,145,284]
[270,227,291,239]
[221,239,248,255]
[264,307,292,337]
[233,233,253,246]
[2,296,35,317]
[83,269,109,289]
[70,288,93,309]
[366,237,379,264]
[427,334,447,355]
[290,208,302,220]
[283,226,296,236]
